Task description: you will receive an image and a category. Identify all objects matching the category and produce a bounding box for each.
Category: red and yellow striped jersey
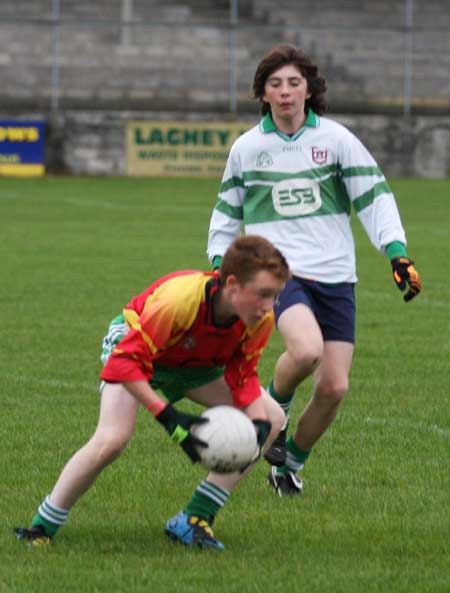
[100,270,274,407]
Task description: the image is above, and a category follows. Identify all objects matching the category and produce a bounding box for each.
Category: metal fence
[0,0,449,116]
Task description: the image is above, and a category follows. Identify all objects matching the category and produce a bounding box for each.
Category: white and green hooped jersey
[207,111,406,283]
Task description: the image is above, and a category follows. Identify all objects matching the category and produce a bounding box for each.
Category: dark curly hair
[252,44,328,116]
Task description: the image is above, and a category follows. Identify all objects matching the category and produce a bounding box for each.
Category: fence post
[403,0,413,116]
[228,0,238,114]
[121,0,134,47]
[51,0,61,113]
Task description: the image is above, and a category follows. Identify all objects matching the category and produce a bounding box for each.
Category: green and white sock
[31,495,70,537]
[268,380,294,428]
[185,480,230,525]
[277,437,311,476]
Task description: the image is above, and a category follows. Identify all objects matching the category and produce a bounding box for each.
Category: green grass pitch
[1,176,448,593]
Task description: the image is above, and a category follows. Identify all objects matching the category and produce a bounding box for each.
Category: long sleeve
[338,132,406,253]
[207,144,244,262]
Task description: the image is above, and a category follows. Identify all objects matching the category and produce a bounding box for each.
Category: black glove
[391,257,422,302]
[155,404,208,463]
[238,419,272,472]
[252,419,272,450]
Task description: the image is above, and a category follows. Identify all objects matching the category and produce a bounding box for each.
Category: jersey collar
[205,276,239,328]
[260,109,319,141]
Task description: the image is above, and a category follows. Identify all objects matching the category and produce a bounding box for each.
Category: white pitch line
[0,192,22,199]
[2,375,449,438]
[357,288,449,307]
[362,415,450,437]
[51,196,132,210]
[0,373,97,392]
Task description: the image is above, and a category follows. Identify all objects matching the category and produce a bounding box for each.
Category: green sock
[31,495,70,537]
[277,436,311,476]
[268,380,294,422]
[31,514,60,537]
[185,480,230,524]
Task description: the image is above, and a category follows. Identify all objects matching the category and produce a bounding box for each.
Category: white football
[191,405,259,473]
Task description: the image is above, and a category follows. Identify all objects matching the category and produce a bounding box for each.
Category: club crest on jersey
[256,152,273,168]
[182,336,196,350]
[312,147,328,164]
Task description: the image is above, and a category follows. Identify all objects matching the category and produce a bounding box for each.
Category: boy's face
[262,63,311,124]
[228,270,285,326]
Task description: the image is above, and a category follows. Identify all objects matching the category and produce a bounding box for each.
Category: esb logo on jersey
[272,178,322,217]
[312,147,328,164]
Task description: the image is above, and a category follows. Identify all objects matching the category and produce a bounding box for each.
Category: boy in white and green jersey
[209,108,407,284]
[207,44,422,496]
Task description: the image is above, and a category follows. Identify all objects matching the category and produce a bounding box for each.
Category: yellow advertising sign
[126,121,253,177]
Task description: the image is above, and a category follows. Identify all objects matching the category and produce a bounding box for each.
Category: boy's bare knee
[91,431,130,466]
[289,343,323,372]
[315,378,349,406]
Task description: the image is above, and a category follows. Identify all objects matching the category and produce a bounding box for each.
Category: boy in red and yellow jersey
[16,236,290,551]
[101,266,276,408]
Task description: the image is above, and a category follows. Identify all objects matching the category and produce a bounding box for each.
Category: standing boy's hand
[391,257,422,302]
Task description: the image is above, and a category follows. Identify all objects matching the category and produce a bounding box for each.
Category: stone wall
[3,109,447,178]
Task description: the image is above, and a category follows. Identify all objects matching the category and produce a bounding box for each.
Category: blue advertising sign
[0,120,45,176]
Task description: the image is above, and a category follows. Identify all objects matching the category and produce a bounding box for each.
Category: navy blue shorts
[273,276,356,343]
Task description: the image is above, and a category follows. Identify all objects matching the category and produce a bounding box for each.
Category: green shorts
[151,365,224,403]
[100,313,224,402]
